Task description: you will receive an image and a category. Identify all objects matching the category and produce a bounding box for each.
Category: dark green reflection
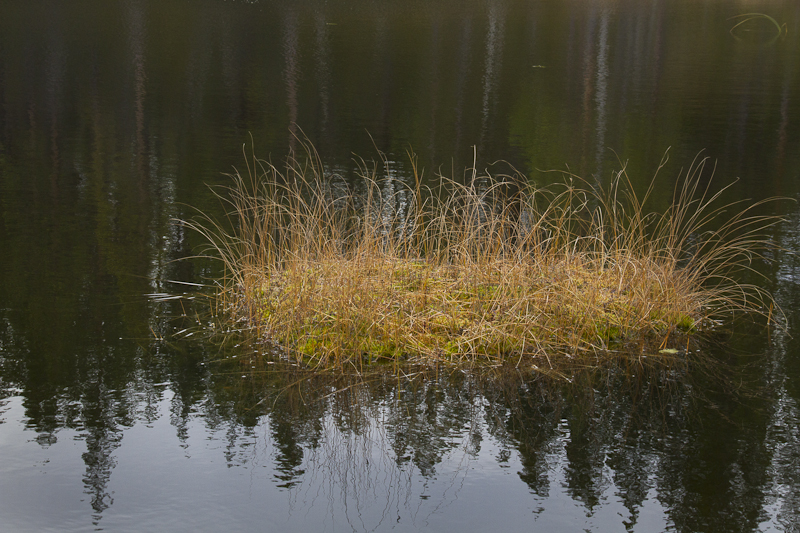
[191,347,786,533]
[1,0,799,531]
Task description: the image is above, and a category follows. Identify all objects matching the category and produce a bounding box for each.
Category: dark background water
[1,1,800,531]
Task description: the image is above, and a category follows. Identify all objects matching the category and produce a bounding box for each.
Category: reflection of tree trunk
[763,227,800,529]
[220,9,241,126]
[128,0,148,199]
[775,70,792,181]
[479,1,505,150]
[45,30,66,201]
[776,8,800,183]
[0,43,6,145]
[646,2,665,148]
[313,10,331,147]
[579,11,597,176]
[453,15,473,156]
[283,9,300,153]
[373,4,391,150]
[593,10,610,181]
[427,21,442,160]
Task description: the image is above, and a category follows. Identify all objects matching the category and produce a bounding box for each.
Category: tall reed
[185,141,780,372]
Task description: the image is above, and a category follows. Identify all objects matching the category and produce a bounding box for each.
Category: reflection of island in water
[4,316,798,533]
[227,357,791,532]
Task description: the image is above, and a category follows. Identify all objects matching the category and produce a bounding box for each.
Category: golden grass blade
[184,140,785,374]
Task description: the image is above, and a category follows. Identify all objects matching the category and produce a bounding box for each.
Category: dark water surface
[2,1,800,531]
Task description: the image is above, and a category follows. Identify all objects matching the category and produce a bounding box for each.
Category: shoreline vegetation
[187,140,781,373]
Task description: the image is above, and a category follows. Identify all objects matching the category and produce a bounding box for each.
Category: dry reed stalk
[184,140,782,372]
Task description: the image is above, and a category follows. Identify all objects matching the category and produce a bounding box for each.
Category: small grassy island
[189,142,779,373]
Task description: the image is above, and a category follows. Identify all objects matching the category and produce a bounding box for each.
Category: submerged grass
[186,140,782,373]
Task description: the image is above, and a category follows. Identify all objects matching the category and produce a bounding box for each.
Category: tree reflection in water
[0,294,797,532]
[185,340,772,532]
[1,0,800,530]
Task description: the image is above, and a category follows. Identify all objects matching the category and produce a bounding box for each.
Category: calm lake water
[2,1,800,531]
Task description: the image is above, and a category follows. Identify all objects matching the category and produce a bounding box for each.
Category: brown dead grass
[186,140,780,372]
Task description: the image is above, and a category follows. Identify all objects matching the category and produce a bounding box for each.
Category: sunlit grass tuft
[185,140,782,372]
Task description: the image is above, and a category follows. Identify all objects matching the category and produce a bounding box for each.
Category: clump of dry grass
[186,140,780,372]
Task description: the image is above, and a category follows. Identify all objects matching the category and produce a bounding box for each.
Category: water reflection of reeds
[198,341,710,527]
